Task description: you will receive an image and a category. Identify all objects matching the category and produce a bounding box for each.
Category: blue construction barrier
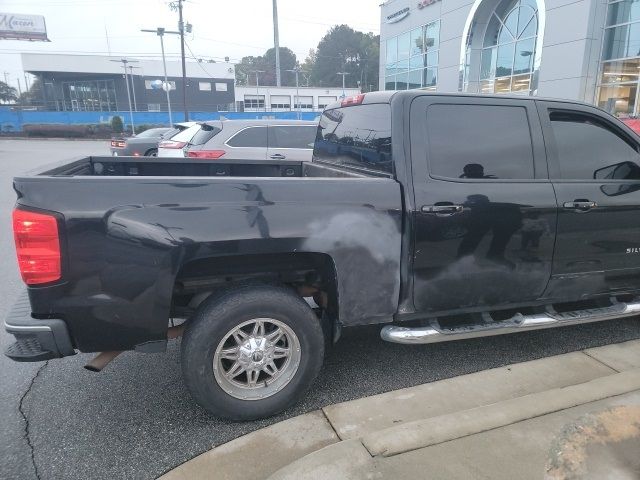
[0,107,321,133]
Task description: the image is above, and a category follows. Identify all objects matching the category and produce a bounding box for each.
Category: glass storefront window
[601,58,640,83]
[511,74,531,92]
[481,47,497,80]
[410,55,424,70]
[396,71,409,89]
[385,76,395,90]
[426,50,439,68]
[514,37,536,74]
[607,0,640,27]
[410,27,424,56]
[62,79,117,111]
[425,21,440,49]
[602,22,640,60]
[598,83,638,115]
[496,42,516,77]
[423,68,437,88]
[494,76,512,93]
[408,69,422,89]
[386,36,398,65]
[397,31,411,61]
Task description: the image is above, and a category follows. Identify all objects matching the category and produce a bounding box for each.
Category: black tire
[145,148,158,157]
[181,284,325,420]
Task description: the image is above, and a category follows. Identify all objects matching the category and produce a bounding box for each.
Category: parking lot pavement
[1,139,640,480]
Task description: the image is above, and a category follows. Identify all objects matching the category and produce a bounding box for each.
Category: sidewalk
[161,339,640,480]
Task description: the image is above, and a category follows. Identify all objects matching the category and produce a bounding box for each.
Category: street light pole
[286,67,302,119]
[142,27,176,125]
[128,65,138,111]
[272,0,281,87]
[337,71,349,97]
[110,58,138,135]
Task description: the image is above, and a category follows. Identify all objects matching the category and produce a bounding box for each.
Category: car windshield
[135,128,169,138]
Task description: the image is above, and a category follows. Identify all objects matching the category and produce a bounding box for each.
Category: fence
[0,107,322,133]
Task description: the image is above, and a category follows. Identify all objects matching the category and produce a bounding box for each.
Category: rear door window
[268,125,316,149]
[427,104,535,180]
[314,104,392,174]
[190,125,221,146]
[227,127,268,148]
[171,125,201,143]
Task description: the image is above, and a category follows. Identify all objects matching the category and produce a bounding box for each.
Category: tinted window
[227,127,268,148]
[190,125,221,145]
[269,125,316,149]
[550,111,640,180]
[427,104,534,179]
[172,125,201,142]
[314,104,392,174]
[162,128,180,139]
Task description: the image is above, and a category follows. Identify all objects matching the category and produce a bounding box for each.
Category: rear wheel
[181,285,325,420]
[145,148,158,157]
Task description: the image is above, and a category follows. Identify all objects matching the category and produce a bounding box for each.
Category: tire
[181,284,325,420]
[145,148,158,157]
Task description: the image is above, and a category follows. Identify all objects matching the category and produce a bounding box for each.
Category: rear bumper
[4,290,75,362]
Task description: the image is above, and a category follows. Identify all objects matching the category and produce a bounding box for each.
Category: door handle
[270,153,286,159]
[421,204,464,216]
[563,200,597,212]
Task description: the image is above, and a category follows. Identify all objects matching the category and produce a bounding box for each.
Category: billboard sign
[0,13,49,41]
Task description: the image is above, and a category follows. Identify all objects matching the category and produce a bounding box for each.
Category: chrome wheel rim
[213,318,301,400]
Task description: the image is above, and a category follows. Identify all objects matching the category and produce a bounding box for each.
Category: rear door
[223,126,268,160]
[410,96,557,314]
[267,125,316,161]
[538,101,640,299]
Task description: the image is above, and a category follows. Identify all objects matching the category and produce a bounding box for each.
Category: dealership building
[379,0,640,116]
[21,53,236,112]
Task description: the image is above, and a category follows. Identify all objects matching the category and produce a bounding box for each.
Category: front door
[538,101,640,300]
[410,96,557,314]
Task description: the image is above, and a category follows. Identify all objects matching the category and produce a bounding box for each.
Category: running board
[381,299,640,345]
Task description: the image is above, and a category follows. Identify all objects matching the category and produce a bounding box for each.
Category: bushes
[111,115,124,133]
[23,124,113,138]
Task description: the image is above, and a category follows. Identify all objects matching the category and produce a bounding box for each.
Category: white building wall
[234,86,360,111]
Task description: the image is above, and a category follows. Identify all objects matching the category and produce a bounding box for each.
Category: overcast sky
[0,0,381,91]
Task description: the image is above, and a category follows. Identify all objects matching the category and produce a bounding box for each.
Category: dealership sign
[385,7,410,24]
[0,13,49,41]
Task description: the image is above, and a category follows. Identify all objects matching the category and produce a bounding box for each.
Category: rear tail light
[187,150,226,159]
[12,209,62,285]
[341,94,365,107]
[159,140,187,149]
[111,139,126,148]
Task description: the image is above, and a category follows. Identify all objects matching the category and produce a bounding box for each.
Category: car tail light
[341,94,365,107]
[159,140,187,149]
[110,139,126,148]
[12,209,62,285]
[187,150,226,159]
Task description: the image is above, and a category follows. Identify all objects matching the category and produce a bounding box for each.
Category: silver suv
[185,119,318,161]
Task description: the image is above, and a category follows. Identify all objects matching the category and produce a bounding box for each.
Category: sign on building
[0,13,49,41]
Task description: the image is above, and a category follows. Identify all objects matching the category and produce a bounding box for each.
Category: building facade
[380,0,640,117]
[22,53,235,112]
[234,86,361,112]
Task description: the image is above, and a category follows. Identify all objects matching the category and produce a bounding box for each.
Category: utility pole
[337,71,349,97]
[110,58,137,135]
[142,27,180,125]
[169,0,189,120]
[24,72,30,91]
[272,0,281,87]
[3,72,8,84]
[128,65,139,111]
[286,67,302,119]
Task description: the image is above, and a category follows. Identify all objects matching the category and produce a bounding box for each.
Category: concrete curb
[362,368,640,457]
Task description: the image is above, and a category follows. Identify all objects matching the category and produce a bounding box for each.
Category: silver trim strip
[381,299,640,344]
[4,321,52,333]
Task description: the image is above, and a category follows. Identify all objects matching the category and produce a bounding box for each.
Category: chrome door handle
[563,200,597,211]
[270,154,286,159]
[421,204,464,215]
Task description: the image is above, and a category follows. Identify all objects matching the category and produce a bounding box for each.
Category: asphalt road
[1,139,639,480]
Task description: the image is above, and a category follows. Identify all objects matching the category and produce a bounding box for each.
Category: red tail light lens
[13,209,62,285]
[187,150,226,159]
[111,140,126,148]
[159,140,187,149]
[341,94,365,107]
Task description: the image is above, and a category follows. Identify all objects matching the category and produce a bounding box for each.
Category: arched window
[461,0,543,95]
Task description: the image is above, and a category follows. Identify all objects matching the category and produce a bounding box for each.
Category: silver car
[185,120,318,161]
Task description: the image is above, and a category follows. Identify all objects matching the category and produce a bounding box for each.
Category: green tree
[0,81,18,103]
[111,115,124,134]
[310,25,379,91]
[19,78,43,106]
[235,47,298,87]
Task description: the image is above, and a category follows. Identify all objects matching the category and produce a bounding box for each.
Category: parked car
[186,120,317,161]
[110,123,192,157]
[157,122,210,157]
[621,117,640,135]
[8,91,640,421]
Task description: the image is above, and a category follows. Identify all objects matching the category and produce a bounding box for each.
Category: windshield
[135,128,169,138]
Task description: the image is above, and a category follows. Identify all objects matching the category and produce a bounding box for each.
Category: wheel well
[171,252,339,321]
[144,147,158,156]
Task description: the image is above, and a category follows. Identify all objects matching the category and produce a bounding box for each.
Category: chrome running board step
[381,299,640,345]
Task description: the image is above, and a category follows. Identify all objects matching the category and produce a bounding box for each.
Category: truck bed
[36,156,376,179]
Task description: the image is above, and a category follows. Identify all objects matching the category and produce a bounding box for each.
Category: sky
[0,0,381,92]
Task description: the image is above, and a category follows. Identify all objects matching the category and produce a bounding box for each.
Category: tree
[235,47,298,87]
[111,115,124,134]
[310,25,379,91]
[18,78,43,106]
[0,81,18,103]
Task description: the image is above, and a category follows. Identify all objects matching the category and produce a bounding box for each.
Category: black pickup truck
[6,91,640,419]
